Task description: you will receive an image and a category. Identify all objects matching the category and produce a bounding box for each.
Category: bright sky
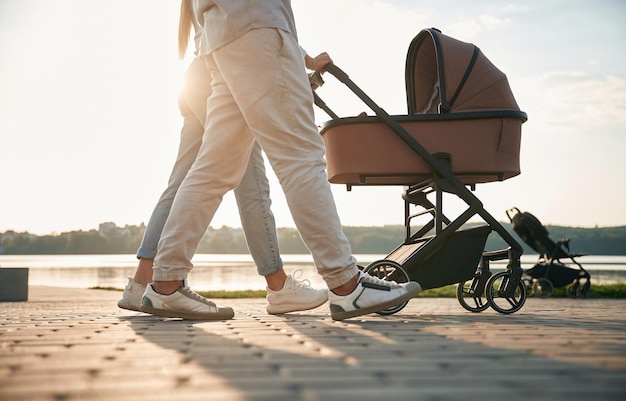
[1,0,625,235]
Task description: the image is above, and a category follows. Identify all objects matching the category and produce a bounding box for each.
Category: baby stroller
[506,207,591,298]
[313,28,528,314]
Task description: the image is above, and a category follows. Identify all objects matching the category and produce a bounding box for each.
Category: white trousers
[153,28,358,289]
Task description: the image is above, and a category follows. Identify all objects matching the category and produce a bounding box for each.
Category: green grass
[558,283,626,298]
[94,283,626,299]
[420,283,626,299]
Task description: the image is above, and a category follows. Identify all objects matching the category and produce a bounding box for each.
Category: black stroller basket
[313,28,529,314]
[507,207,591,297]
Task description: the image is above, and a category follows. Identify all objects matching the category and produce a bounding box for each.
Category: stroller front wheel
[456,278,490,313]
[364,260,410,315]
[485,271,527,314]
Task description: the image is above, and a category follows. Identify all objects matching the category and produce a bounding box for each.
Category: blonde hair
[178,0,193,60]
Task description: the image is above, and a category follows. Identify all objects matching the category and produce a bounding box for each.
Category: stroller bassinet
[315,28,529,314]
[507,207,591,297]
[322,28,523,186]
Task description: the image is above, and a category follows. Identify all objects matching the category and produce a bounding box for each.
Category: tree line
[1,222,625,255]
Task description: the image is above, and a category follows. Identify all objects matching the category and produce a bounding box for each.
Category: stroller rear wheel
[364,260,410,315]
[485,271,526,314]
[456,277,490,313]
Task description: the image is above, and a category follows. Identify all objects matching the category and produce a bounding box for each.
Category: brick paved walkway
[1,286,625,401]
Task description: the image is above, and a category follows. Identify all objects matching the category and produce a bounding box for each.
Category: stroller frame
[314,28,529,314]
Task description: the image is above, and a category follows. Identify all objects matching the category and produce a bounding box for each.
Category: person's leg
[118,59,209,312]
[233,141,282,279]
[118,110,204,311]
[235,141,327,313]
[151,97,255,285]
[234,142,288,291]
[136,57,210,269]
[141,54,258,319]
[135,111,203,270]
[117,110,203,311]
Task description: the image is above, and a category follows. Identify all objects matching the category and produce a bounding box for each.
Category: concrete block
[0,267,29,301]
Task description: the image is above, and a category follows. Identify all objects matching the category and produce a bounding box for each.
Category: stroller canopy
[406,28,521,114]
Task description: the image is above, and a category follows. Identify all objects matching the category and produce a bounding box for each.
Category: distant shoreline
[2,223,625,256]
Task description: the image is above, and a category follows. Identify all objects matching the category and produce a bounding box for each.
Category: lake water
[1,254,625,291]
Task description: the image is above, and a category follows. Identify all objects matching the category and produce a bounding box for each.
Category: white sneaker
[117,277,146,312]
[329,270,421,321]
[140,281,234,320]
[266,270,328,314]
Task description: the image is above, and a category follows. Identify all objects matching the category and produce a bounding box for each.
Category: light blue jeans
[153,28,358,289]
[137,57,282,276]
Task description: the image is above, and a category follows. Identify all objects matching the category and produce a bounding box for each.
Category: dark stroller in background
[507,207,591,297]
[312,28,529,314]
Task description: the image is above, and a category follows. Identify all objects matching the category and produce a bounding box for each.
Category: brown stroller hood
[406,28,520,114]
[319,27,527,186]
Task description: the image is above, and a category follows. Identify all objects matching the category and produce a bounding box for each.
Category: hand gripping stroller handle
[309,65,340,119]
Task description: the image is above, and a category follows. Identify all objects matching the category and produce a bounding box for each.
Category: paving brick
[1,287,625,401]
